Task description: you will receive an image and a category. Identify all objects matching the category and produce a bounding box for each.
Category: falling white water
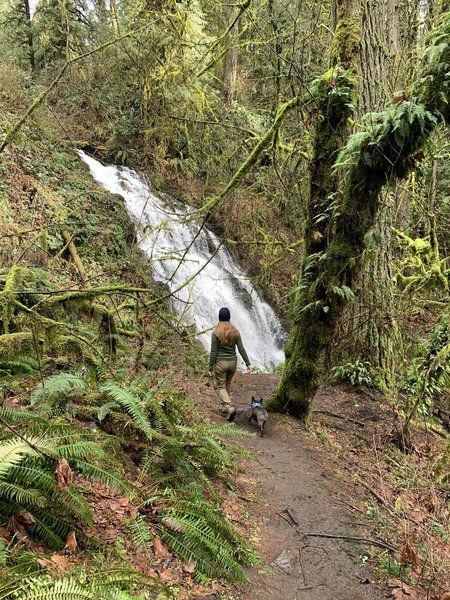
[77,151,285,370]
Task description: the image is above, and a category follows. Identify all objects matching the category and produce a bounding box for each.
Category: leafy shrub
[331,360,373,387]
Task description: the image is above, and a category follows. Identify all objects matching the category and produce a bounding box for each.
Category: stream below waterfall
[78,151,285,370]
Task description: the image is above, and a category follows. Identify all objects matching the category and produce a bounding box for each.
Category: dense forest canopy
[0,0,449,598]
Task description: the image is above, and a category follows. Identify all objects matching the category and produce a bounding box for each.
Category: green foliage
[0,571,160,600]
[310,66,356,123]
[127,515,153,555]
[331,360,373,387]
[393,228,448,296]
[0,390,130,549]
[399,315,450,418]
[31,373,89,414]
[415,12,450,124]
[159,492,258,583]
[99,381,165,442]
[0,356,39,375]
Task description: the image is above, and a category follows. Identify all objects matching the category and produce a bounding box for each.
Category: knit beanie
[218,307,231,322]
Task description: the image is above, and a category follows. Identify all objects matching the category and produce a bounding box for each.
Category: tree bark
[223,7,239,103]
[331,0,400,391]
[23,0,35,71]
[268,9,450,419]
[268,0,361,417]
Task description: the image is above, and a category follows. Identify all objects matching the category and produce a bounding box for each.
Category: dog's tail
[235,407,251,415]
[227,406,250,422]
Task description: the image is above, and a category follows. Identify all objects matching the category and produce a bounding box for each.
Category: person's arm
[236,336,251,371]
[208,332,219,372]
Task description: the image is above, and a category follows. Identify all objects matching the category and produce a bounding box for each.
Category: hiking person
[208,307,252,418]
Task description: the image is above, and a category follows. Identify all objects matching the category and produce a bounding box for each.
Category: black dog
[248,396,268,437]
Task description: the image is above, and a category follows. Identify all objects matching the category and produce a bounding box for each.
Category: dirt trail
[214,373,389,600]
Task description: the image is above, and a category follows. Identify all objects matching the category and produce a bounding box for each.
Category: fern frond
[52,441,105,461]
[0,437,53,477]
[0,406,46,424]
[97,401,119,421]
[10,576,100,600]
[31,374,88,407]
[29,510,72,550]
[55,489,93,525]
[0,356,39,375]
[99,383,155,441]
[72,459,133,494]
[158,492,258,582]
[0,481,46,507]
[127,515,153,554]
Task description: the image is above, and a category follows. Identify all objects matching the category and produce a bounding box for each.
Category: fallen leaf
[7,511,36,543]
[37,558,54,571]
[420,490,440,513]
[182,558,196,574]
[390,581,425,600]
[54,459,73,491]
[50,554,72,573]
[63,531,78,555]
[440,594,450,600]
[400,536,419,569]
[158,567,181,585]
[153,535,170,560]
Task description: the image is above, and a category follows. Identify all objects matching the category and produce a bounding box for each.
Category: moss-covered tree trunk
[268,10,450,419]
[331,0,400,390]
[267,0,361,416]
[22,0,35,71]
[223,6,239,103]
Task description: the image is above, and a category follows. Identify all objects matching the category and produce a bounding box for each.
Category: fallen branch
[313,410,366,427]
[302,532,398,553]
[61,229,87,285]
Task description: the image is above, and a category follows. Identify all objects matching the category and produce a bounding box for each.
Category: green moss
[331,17,362,65]
[272,11,450,420]
[0,332,33,357]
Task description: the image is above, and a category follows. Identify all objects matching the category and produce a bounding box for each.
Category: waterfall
[77,151,285,370]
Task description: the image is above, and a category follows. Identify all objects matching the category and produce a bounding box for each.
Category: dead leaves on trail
[37,554,73,574]
[390,581,424,600]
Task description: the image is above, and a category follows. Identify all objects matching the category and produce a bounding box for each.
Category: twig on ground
[302,532,398,552]
[254,456,284,479]
[357,477,388,506]
[277,507,299,527]
[313,410,366,427]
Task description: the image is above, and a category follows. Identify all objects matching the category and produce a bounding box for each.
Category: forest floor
[186,372,449,600]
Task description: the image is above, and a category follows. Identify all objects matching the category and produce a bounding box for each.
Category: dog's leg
[260,421,266,437]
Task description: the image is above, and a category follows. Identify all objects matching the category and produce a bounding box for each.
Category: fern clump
[0,368,258,584]
[158,491,259,583]
[0,400,130,549]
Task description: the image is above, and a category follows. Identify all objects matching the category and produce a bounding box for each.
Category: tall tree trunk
[268,0,361,417]
[268,8,450,419]
[268,0,282,115]
[331,0,400,391]
[223,8,239,103]
[23,0,35,71]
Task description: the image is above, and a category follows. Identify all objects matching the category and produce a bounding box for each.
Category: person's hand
[246,365,253,375]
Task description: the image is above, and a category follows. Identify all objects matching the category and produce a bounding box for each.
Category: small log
[61,229,87,285]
